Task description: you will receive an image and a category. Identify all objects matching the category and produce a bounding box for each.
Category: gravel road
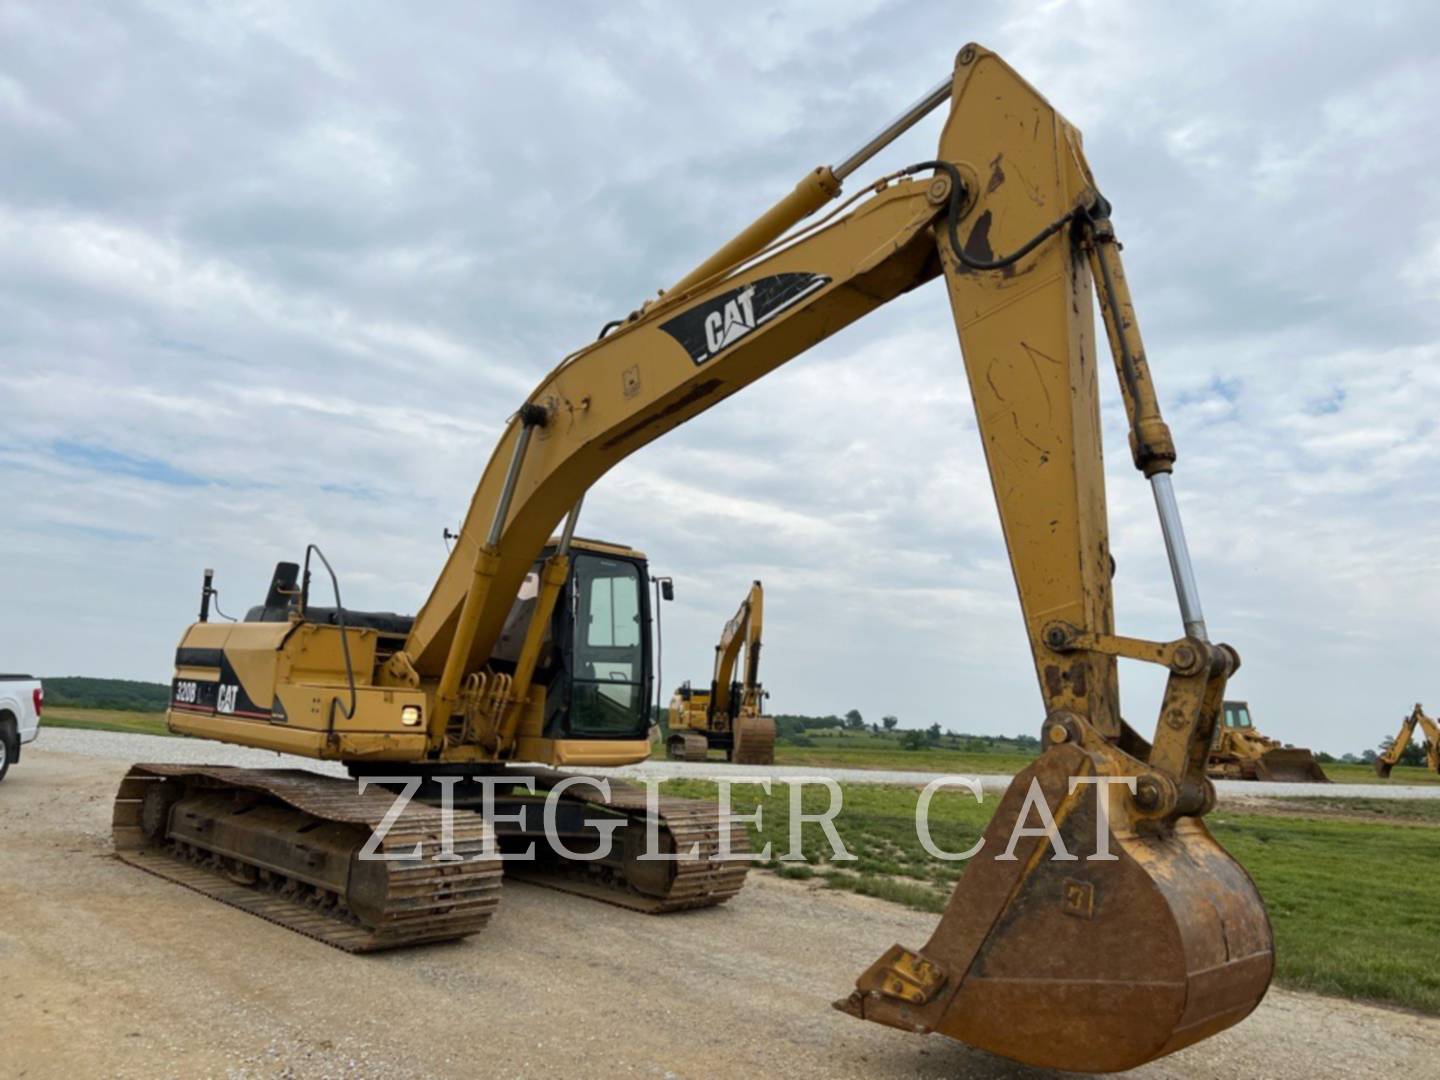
[33,727,1440,801]
[4,744,1439,1079]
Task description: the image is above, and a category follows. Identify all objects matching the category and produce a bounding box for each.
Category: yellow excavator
[1375,703,1440,778]
[1206,699,1330,783]
[667,580,776,764]
[112,44,1272,1073]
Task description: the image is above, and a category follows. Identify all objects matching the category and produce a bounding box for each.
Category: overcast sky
[2,2,1437,754]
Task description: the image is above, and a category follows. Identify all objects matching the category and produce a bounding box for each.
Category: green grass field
[1212,808,1440,1011]
[709,732,1440,786]
[41,706,171,736]
[771,742,1038,774]
[1269,795,1440,823]
[1322,761,1440,786]
[663,777,1440,1015]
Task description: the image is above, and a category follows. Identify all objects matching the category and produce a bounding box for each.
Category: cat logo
[217,684,240,715]
[704,285,757,355]
[659,272,831,366]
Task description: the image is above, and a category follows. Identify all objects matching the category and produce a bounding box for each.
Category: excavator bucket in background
[731,713,776,765]
[837,745,1274,1073]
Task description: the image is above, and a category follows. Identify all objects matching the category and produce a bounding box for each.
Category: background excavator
[667,580,776,764]
[1375,703,1440,778]
[111,43,1273,1073]
[1207,699,1330,783]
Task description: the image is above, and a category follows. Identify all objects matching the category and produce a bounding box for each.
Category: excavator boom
[710,581,763,721]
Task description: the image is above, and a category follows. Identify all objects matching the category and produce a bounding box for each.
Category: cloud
[1,1,1437,755]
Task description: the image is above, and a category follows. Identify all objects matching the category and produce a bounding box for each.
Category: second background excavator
[1375,703,1440,778]
[667,580,775,763]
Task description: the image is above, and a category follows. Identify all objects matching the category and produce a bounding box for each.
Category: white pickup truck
[0,674,42,782]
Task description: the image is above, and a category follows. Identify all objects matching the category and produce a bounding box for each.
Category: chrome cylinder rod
[1150,472,1208,641]
[487,420,538,547]
[666,72,953,299]
[833,76,953,181]
[557,495,584,555]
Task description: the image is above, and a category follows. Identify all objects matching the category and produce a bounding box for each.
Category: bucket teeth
[863,945,948,1005]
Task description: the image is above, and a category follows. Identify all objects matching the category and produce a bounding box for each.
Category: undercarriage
[114,763,748,951]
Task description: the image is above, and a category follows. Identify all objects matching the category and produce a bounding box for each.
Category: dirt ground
[4,748,1439,1080]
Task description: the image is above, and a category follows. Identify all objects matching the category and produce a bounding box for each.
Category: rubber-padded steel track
[505,767,750,912]
[667,732,708,761]
[113,764,502,952]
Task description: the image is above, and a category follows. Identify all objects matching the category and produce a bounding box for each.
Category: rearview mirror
[661,580,675,601]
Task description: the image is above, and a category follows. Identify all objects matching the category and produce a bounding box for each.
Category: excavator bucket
[731,714,776,765]
[1252,748,1330,784]
[837,745,1274,1073]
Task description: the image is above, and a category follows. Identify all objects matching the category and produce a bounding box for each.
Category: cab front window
[568,554,647,737]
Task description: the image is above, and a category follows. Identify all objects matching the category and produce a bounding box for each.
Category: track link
[667,732,708,761]
[505,767,750,912]
[113,765,502,952]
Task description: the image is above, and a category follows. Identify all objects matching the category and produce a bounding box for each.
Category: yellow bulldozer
[667,580,776,764]
[1375,703,1440,778]
[1206,699,1330,783]
[111,43,1273,1072]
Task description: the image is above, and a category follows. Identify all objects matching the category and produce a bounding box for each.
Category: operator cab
[489,536,654,742]
[1222,700,1253,729]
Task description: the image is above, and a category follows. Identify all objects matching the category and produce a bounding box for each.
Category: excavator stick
[833,45,1273,1069]
[837,746,1273,1072]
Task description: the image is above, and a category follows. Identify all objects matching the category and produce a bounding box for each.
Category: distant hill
[43,676,169,712]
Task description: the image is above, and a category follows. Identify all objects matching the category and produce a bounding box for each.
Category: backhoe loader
[667,580,776,763]
[1375,703,1440,778]
[1206,699,1329,783]
[113,43,1272,1072]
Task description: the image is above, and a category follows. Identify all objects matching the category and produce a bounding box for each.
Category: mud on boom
[115,42,1272,1074]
